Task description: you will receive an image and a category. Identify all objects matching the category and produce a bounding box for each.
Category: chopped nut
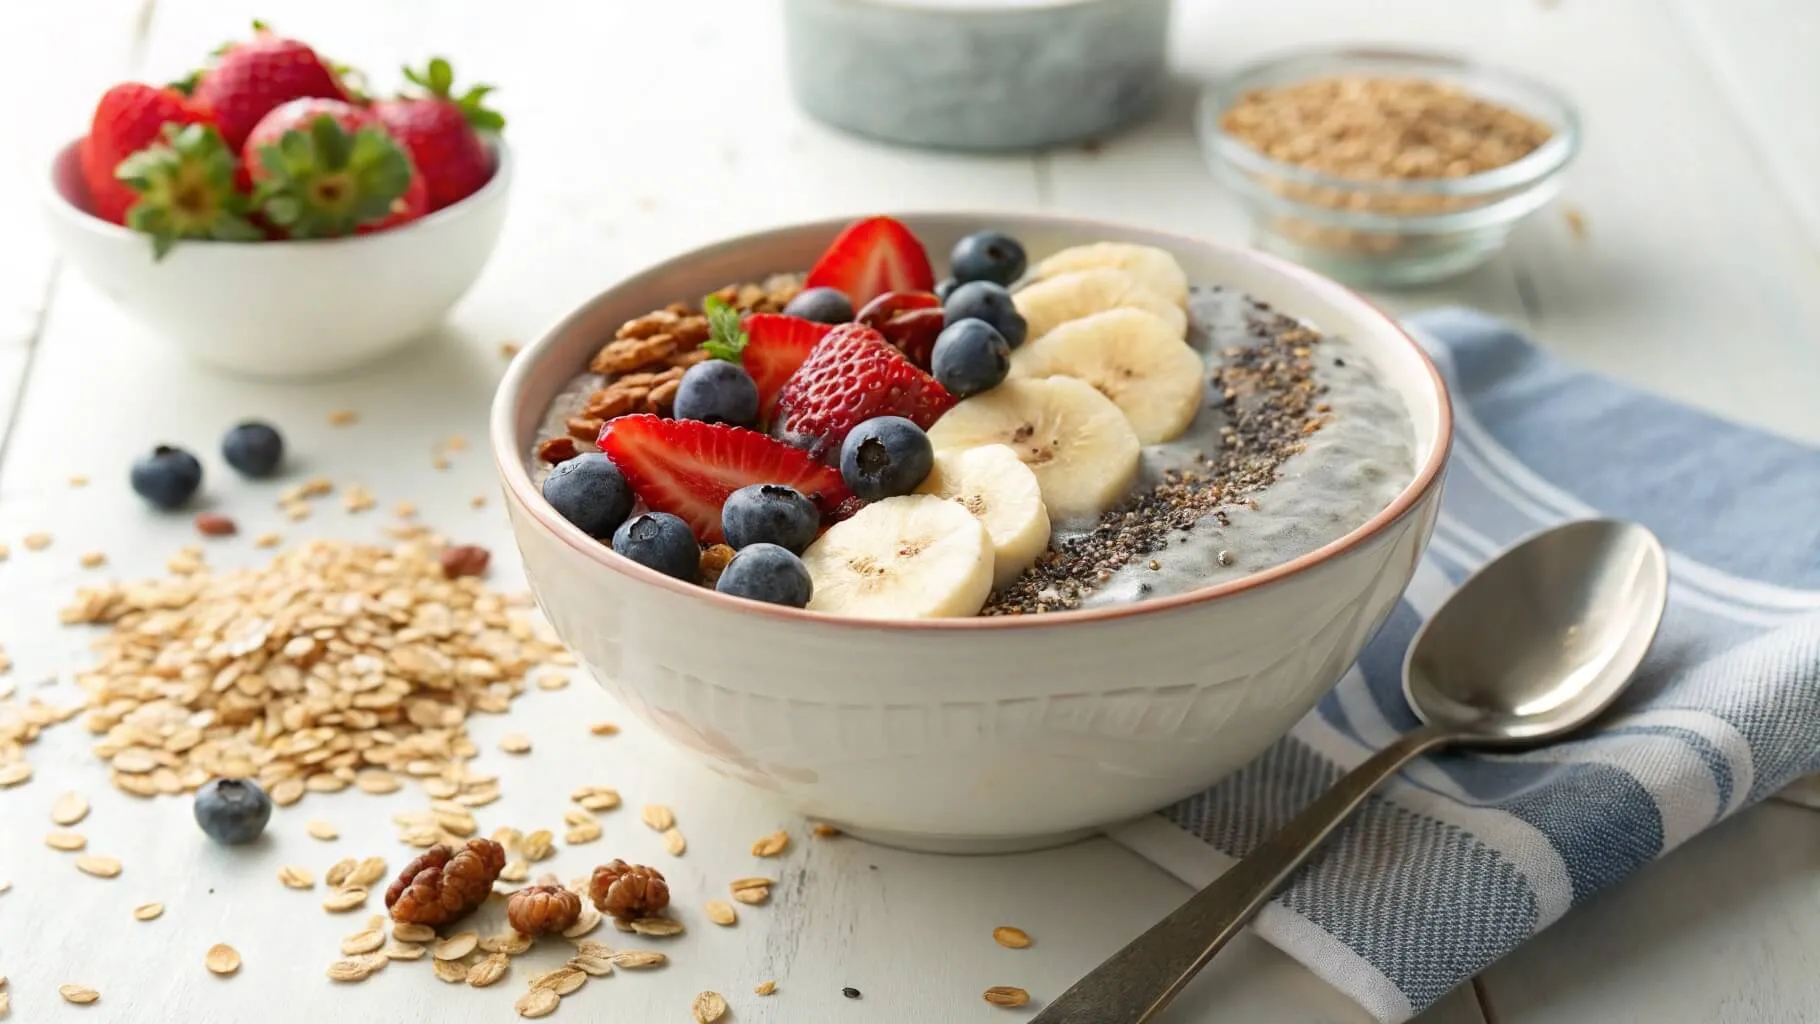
[195,513,238,537]
[386,839,506,926]
[537,436,579,464]
[984,985,1031,1007]
[751,830,790,857]
[644,378,681,414]
[692,991,729,1023]
[566,415,605,442]
[590,334,680,375]
[698,544,735,587]
[993,926,1033,949]
[205,943,241,975]
[589,859,669,920]
[508,884,583,936]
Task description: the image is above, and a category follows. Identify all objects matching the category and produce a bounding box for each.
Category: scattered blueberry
[130,445,203,510]
[722,484,820,553]
[782,286,855,324]
[542,453,635,539]
[949,230,1027,287]
[674,360,760,427]
[943,280,1027,348]
[193,778,272,845]
[611,511,700,581]
[220,421,285,478]
[930,319,1011,398]
[933,277,960,303]
[839,416,933,501]
[715,543,814,607]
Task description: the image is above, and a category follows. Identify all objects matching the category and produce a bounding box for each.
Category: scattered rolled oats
[499,859,530,883]
[469,495,488,510]
[69,474,89,488]
[278,865,315,889]
[661,827,686,855]
[349,857,388,888]
[391,922,436,944]
[384,940,426,961]
[327,954,387,982]
[322,887,368,912]
[500,340,522,358]
[536,674,568,691]
[254,531,283,549]
[328,410,359,427]
[755,980,777,995]
[630,916,684,937]
[59,984,99,1004]
[993,926,1033,949]
[270,779,305,807]
[355,770,401,795]
[499,733,531,754]
[608,949,667,969]
[307,819,339,841]
[23,533,52,551]
[433,931,480,961]
[79,551,107,569]
[45,831,86,851]
[704,900,737,926]
[341,928,386,955]
[480,931,533,956]
[75,855,121,878]
[588,721,620,736]
[522,830,555,862]
[811,822,841,839]
[0,763,30,787]
[751,830,790,857]
[325,859,357,888]
[433,959,470,984]
[984,985,1031,1007]
[572,785,621,811]
[729,877,774,905]
[569,954,613,977]
[532,967,587,996]
[468,953,511,987]
[133,902,164,921]
[205,943,241,975]
[562,904,602,939]
[640,804,675,832]
[50,791,89,825]
[692,991,729,1023]
[514,987,560,1018]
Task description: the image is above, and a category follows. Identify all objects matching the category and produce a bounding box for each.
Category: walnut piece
[386,839,506,927]
[537,437,579,465]
[644,379,681,415]
[591,335,679,375]
[507,884,582,936]
[565,416,604,442]
[588,859,670,921]
[698,545,735,587]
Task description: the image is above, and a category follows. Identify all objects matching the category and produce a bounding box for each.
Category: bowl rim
[44,133,513,250]
[490,210,1453,632]
[1197,46,1580,222]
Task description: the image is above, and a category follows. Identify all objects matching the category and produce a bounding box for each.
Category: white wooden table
[3,1,1817,1021]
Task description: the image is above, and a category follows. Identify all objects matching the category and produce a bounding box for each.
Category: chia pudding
[525,220,1415,619]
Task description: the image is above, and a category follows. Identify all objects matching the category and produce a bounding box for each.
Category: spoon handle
[1032,724,1452,1024]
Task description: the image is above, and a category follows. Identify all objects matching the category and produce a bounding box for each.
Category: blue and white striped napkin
[1113,308,1820,1023]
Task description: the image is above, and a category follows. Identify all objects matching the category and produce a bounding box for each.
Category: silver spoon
[1033,518,1669,1023]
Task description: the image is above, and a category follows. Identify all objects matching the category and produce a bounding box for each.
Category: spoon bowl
[1404,519,1669,744]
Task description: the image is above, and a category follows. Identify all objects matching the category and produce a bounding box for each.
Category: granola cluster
[536,275,802,466]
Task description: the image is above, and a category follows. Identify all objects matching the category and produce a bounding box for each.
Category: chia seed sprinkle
[983,309,1329,615]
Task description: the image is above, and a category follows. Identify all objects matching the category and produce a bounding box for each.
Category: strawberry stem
[399,57,505,132]
[252,114,413,238]
[115,123,261,260]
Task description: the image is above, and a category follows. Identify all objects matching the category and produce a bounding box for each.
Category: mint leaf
[700,294,748,362]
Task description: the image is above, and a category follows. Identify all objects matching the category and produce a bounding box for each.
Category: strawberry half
[803,216,935,307]
[770,323,956,462]
[740,314,833,415]
[598,415,852,543]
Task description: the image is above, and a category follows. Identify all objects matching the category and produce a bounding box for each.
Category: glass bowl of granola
[1198,48,1580,287]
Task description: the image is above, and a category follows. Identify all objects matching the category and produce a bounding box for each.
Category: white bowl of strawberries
[43,27,511,379]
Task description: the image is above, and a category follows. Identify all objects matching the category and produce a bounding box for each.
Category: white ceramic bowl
[491,213,1451,854]
[43,137,511,379]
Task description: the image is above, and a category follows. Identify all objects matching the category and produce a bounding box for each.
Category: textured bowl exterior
[43,138,511,379]
[493,212,1451,850]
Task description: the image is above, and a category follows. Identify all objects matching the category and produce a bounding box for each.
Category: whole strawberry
[81,83,209,224]
[771,324,956,461]
[245,98,418,238]
[192,22,348,151]
[116,123,262,258]
[372,58,502,211]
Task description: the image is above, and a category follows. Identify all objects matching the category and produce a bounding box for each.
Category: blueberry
[193,778,272,845]
[715,543,813,607]
[542,453,635,539]
[611,512,700,581]
[943,280,1027,348]
[782,286,855,324]
[930,319,1011,398]
[674,360,760,427]
[722,484,820,553]
[934,277,960,302]
[950,230,1027,287]
[839,416,933,501]
[130,445,203,510]
[221,421,285,478]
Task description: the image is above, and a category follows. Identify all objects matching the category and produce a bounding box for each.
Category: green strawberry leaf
[116,123,260,261]
[700,295,748,363]
[400,57,506,132]
[251,115,413,238]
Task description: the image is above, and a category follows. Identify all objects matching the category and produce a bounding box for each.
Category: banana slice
[1009,308,1207,444]
[916,444,1052,589]
[1013,268,1188,344]
[1034,242,1190,309]
[926,376,1140,523]
[802,494,994,619]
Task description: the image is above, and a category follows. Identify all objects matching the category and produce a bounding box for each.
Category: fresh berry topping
[221,421,285,478]
[82,83,209,225]
[858,291,946,369]
[192,25,348,151]
[245,99,416,238]
[930,319,1012,398]
[943,280,1028,348]
[950,230,1028,287]
[674,360,760,428]
[715,543,814,608]
[193,778,272,845]
[781,286,855,324]
[598,415,851,543]
[114,123,262,259]
[934,277,960,303]
[130,445,204,510]
[541,452,635,539]
[611,512,701,581]
[804,216,935,307]
[729,312,833,418]
[839,416,935,501]
[372,58,501,211]
[770,324,956,462]
[722,484,821,553]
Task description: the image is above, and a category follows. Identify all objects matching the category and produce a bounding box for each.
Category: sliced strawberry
[770,323,956,461]
[741,314,833,416]
[598,415,851,543]
[804,216,935,307]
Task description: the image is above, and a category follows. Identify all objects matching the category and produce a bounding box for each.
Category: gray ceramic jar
[784,0,1173,151]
